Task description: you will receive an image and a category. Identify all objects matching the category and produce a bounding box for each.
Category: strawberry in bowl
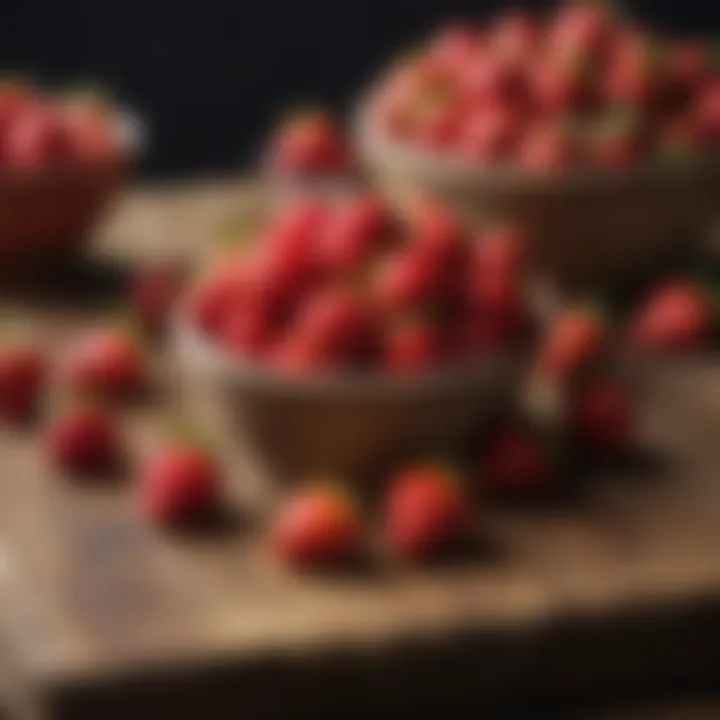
[357,2,720,287]
[174,195,532,476]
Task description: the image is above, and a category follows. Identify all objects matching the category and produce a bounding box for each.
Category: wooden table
[1,180,720,719]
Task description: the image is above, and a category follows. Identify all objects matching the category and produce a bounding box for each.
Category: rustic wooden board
[1,180,720,719]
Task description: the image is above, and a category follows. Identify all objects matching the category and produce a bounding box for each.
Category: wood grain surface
[0,180,719,719]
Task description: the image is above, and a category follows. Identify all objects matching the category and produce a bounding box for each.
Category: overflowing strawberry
[0,80,121,170]
[370,2,720,170]
[186,196,530,374]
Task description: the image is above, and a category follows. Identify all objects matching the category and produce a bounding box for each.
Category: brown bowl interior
[357,105,720,290]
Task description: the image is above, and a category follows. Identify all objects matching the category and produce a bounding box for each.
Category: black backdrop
[2,0,718,178]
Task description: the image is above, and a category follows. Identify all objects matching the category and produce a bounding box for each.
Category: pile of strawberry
[188,195,529,374]
[370,1,720,170]
[0,79,121,170]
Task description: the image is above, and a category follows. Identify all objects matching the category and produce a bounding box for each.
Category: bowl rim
[354,92,720,193]
[172,310,523,402]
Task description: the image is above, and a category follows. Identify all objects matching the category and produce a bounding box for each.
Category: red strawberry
[268,110,350,177]
[140,444,220,525]
[461,52,524,107]
[570,380,635,456]
[410,101,462,149]
[272,485,361,567]
[218,307,275,359]
[481,429,551,498]
[386,464,470,561]
[3,105,72,168]
[604,33,664,108]
[0,81,31,141]
[320,195,389,275]
[291,288,379,368]
[447,305,504,360]
[60,329,145,399]
[695,81,720,147]
[189,261,249,335]
[0,345,45,423]
[535,308,607,381]
[471,275,527,345]
[457,103,521,163]
[47,406,122,474]
[551,2,613,61]
[588,111,643,169]
[518,122,575,172]
[630,282,714,353]
[531,53,596,114]
[384,317,441,372]
[408,202,468,278]
[429,23,481,71]
[374,248,446,314]
[665,42,710,104]
[63,103,119,166]
[130,262,185,334]
[472,226,528,284]
[491,10,538,65]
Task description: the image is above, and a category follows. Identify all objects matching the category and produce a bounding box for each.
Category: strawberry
[47,406,122,474]
[481,428,551,498]
[490,10,538,66]
[531,53,597,114]
[471,226,528,285]
[446,305,503,360]
[140,444,220,525]
[460,52,524,108]
[518,121,575,172]
[290,288,379,368]
[218,306,275,359]
[130,262,185,334]
[535,308,607,381]
[471,275,527,345]
[189,262,249,336]
[604,33,664,108]
[570,379,635,456]
[320,195,390,276]
[429,23,481,71]
[62,101,119,166]
[272,485,361,567]
[630,282,714,353]
[0,345,46,423]
[268,109,351,177]
[373,248,446,314]
[551,1,613,62]
[3,105,73,168]
[588,110,643,169]
[384,317,441,372]
[385,463,471,561]
[665,42,710,106]
[408,202,468,279]
[60,328,145,399]
[0,80,31,141]
[456,103,521,163]
[695,81,720,147]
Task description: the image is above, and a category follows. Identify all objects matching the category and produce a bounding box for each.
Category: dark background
[2,0,718,178]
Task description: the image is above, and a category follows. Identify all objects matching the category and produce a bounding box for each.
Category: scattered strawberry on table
[46,404,123,475]
[272,484,362,568]
[370,2,720,170]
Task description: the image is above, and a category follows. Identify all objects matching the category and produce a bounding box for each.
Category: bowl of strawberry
[0,79,140,268]
[175,195,531,476]
[357,2,720,287]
